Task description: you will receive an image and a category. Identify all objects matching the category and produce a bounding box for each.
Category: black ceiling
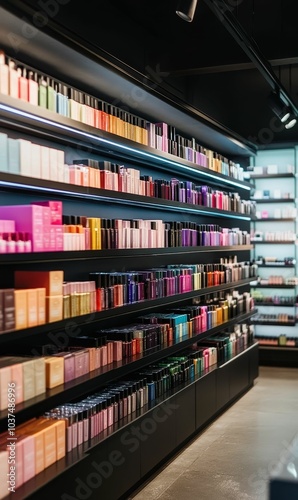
[3,0,298,147]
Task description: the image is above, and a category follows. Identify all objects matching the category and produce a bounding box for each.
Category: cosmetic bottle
[85,94,95,126]
[18,67,28,101]
[68,88,80,121]
[27,71,38,105]
[3,232,16,253]
[0,233,6,253]
[38,76,48,108]
[8,59,19,98]
[0,50,9,95]
[15,232,25,253]
[56,83,67,116]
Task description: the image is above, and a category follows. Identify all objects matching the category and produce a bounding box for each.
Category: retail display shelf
[251,241,296,245]
[250,284,296,289]
[0,94,252,191]
[251,320,296,326]
[0,277,254,345]
[0,310,257,429]
[249,173,295,179]
[253,302,297,307]
[251,198,294,204]
[0,342,258,500]
[252,218,296,222]
[258,345,298,350]
[256,264,295,268]
[0,246,253,266]
[0,172,252,221]
[0,8,256,498]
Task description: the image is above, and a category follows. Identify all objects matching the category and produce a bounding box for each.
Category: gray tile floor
[129,366,298,500]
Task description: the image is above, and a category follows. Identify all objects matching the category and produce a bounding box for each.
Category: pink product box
[0,205,43,252]
[43,226,62,252]
[68,165,83,186]
[55,352,75,383]
[0,219,15,232]
[31,201,63,225]
[62,282,71,296]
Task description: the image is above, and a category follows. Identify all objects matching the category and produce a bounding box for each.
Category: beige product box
[14,289,28,330]
[19,139,32,177]
[34,419,56,468]
[14,433,35,483]
[57,149,65,183]
[46,295,63,323]
[15,420,45,475]
[52,419,66,461]
[26,288,38,328]
[40,145,50,180]
[15,270,64,296]
[267,164,278,174]
[30,143,41,178]
[0,356,37,405]
[0,365,11,410]
[253,166,263,174]
[0,357,25,406]
[36,287,46,325]
[22,358,36,401]
[44,356,64,388]
[0,448,9,500]
[49,147,58,181]
[34,357,46,396]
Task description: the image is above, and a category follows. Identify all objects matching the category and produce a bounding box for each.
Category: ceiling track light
[284,114,297,130]
[268,91,290,123]
[176,0,198,22]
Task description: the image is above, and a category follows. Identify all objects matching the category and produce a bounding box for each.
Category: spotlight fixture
[176,0,198,22]
[284,114,297,129]
[268,91,290,123]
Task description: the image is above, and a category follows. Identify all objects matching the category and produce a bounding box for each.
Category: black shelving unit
[250,284,296,288]
[0,246,253,266]
[0,309,257,432]
[251,198,294,203]
[250,173,295,179]
[254,302,297,307]
[258,345,298,368]
[251,321,296,326]
[252,218,296,222]
[0,277,253,346]
[0,6,258,498]
[249,157,298,368]
[0,342,259,500]
[0,94,252,192]
[257,264,295,268]
[251,241,296,244]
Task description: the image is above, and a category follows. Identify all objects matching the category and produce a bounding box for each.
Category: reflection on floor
[129,366,298,500]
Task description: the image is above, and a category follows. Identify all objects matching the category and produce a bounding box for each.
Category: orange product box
[16,419,44,475]
[36,287,46,324]
[26,288,38,328]
[46,295,63,323]
[33,419,57,468]
[14,289,28,330]
[14,270,64,296]
[0,446,9,499]
[44,356,64,388]
[0,357,23,406]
